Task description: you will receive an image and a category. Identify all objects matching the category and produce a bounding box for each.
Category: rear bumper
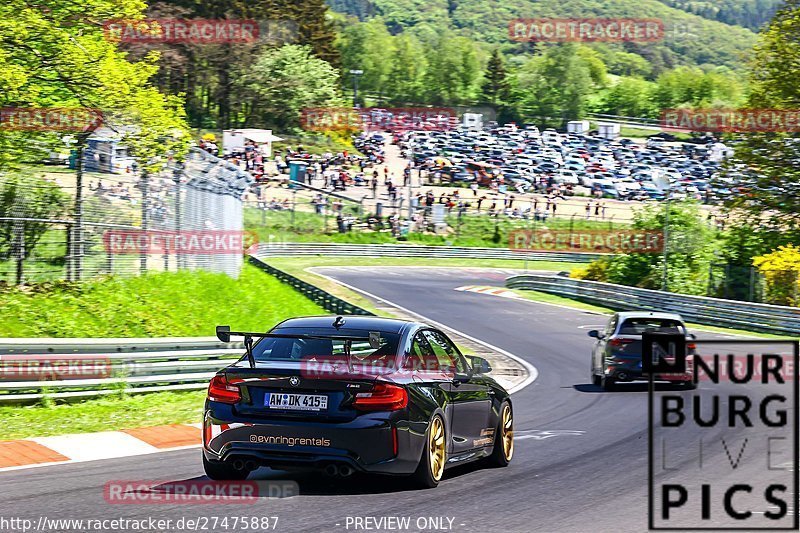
[202,403,425,475]
[605,364,693,382]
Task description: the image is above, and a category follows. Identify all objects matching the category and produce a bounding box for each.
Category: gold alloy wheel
[501,404,514,461]
[429,417,446,481]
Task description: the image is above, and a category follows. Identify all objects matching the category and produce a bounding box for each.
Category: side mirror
[468,355,492,375]
[588,330,600,338]
[687,332,697,340]
[216,325,231,343]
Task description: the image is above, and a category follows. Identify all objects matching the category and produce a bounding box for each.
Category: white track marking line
[310,269,538,394]
[454,285,524,300]
[32,432,161,462]
[0,444,201,473]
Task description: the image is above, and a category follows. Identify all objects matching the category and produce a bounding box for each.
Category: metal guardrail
[0,337,245,403]
[506,274,800,336]
[247,256,373,316]
[0,256,374,403]
[255,243,601,263]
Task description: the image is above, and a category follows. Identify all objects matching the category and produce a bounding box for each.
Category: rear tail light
[353,383,408,411]
[687,343,697,350]
[610,338,634,347]
[207,375,241,404]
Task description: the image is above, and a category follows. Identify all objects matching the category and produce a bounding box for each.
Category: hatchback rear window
[617,318,685,335]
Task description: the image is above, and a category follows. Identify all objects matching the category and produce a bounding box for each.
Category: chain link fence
[707,263,800,306]
[0,147,253,284]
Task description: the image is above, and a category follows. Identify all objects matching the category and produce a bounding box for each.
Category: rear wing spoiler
[216,325,382,369]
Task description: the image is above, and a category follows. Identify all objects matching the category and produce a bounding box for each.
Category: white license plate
[266,393,328,411]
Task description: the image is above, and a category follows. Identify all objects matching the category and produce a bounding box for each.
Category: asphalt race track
[1,267,796,533]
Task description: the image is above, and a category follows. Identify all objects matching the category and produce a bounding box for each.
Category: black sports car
[202,315,513,488]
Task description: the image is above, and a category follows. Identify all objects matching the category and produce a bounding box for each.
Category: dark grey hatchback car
[589,311,696,391]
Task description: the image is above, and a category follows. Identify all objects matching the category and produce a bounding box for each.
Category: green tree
[157,0,339,127]
[385,33,428,104]
[515,44,593,126]
[0,0,190,172]
[576,202,717,295]
[423,32,483,105]
[236,44,345,129]
[481,49,510,106]
[720,0,800,228]
[0,174,70,261]
[337,18,395,104]
[294,0,341,66]
[600,77,657,118]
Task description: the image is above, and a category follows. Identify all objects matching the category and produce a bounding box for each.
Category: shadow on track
[181,462,495,496]
[573,383,689,393]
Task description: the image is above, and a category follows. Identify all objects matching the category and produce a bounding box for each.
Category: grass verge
[0,263,326,337]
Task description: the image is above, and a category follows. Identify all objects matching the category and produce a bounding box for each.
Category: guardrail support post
[140,167,149,275]
[72,134,88,282]
[65,222,73,282]
[12,219,24,285]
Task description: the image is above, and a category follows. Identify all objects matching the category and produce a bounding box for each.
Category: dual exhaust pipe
[232,459,258,472]
[323,463,354,478]
[230,459,354,477]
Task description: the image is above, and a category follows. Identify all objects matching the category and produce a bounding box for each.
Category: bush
[753,245,800,306]
[571,257,611,281]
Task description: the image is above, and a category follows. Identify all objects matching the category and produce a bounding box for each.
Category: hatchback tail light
[610,338,634,347]
[353,383,408,411]
[207,375,241,404]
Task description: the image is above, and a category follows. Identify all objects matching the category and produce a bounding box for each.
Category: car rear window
[252,328,401,367]
[617,318,686,335]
